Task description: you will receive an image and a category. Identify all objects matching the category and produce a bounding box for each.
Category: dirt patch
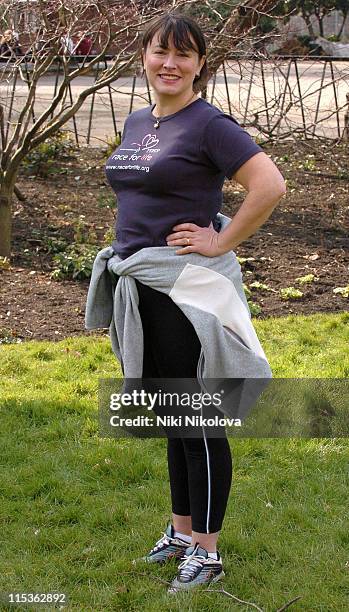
[1,140,348,342]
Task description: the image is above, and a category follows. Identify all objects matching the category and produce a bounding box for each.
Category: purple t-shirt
[105,98,262,259]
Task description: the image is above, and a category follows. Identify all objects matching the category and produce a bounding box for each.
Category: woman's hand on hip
[166,222,226,257]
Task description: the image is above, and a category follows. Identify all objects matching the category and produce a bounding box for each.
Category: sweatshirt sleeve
[199,113,263,179]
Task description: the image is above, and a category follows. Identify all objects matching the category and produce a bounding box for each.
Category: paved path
[1,59,348,144]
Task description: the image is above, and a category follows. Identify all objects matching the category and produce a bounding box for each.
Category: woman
[74,31,93,56]
[0,29,22,57]
[104,12,286,593]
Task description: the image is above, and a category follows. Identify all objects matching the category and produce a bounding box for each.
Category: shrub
[297,34,313,49]
[103,228,115,246]
[295,274,319,284]
[43,236,68,255]
[280,287,303,300]
[97,193,116,209]
[22,131,75,178]
[333,286,349,298]
[249,281,276,292]
[243,283,262,315]
[0,256,10,270]
[73,218,97,245]
[301,156,316,171]
[0,328,22,345]
[248,301,262,316]
[103,132,122,159]
[326,34,340,42]
[50,243,98,280]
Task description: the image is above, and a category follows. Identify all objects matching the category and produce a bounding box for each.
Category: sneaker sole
[168,570,225,594]
[132,551,185,565]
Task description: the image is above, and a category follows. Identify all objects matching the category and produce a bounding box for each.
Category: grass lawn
[0,312,348,611]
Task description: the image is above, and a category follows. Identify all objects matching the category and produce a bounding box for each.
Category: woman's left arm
[166,152,286,257]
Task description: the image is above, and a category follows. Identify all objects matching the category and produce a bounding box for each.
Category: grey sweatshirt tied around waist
[85,213,272,418]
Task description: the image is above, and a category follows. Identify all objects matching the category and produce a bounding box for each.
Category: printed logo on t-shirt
[106,133,160,174]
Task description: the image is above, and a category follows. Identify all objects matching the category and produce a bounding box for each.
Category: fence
[1,54,349,146]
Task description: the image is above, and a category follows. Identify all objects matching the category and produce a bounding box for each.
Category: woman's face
[142,30,205,98]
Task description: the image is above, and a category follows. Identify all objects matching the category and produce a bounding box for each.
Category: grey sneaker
[168,543,224,593]
[132,523,190,565]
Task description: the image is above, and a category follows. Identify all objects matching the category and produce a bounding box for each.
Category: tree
[277,0,317,39]
[313,0,337,38]
[187,0,240,26]
[0,0,149,258]
[0,0,280,259]
[278,0,349,40]
[203,0,283,74]
[335,0,349,40]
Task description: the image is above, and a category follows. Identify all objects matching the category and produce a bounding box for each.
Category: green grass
[0,312,348,611]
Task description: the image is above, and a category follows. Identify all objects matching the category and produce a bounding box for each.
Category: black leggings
[135,279,233,534]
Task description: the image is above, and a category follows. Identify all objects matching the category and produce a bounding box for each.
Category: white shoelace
[178,551,207,580]
[152,532,170,552]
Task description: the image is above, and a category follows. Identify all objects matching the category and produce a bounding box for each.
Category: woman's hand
[166,222,227,257]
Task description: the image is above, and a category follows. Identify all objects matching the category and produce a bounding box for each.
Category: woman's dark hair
[140,12,208,92]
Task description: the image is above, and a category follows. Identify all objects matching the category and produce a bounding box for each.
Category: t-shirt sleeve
[199,113,263,179]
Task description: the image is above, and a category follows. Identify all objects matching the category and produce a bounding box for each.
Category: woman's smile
[159,74,181,85]
[158,74,181,83]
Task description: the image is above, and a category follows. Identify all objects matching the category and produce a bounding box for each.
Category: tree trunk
[0,188,13,259]
[337,14,348,39]
[318,16,324,38]
[303,12,316,39]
